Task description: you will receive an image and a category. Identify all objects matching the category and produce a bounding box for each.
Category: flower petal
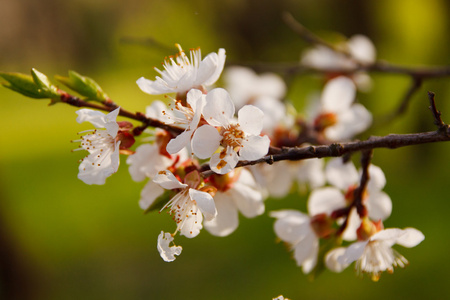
[366,191,392,221]
[210,147,239,175]
[325,158,359,191]
[203,88,235,126]
[180,209,203,238]
[191,125,222,159]
[321,77,356,113]
[166,130,193,154]
[308,187,346,216]
[157,231,182,262]
[203,192,239,237]
[239,135,270,161]
[293,234,318,273]
[139,180,165,210]
[395,228,425,248]
[238,105,264,135]
[201,48,226,86]
[229,180,264,218]
[153,170,188,190]
[270,210,311,243]
[338,241,368,265]
[189,188,217,221]
[325,247,350,273]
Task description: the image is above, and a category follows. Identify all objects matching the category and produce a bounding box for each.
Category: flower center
[221,124,245,149]
[72,129,116,167]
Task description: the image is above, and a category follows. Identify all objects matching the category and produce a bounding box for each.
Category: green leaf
[0,71,49,99]
[144,190,173,214]
[55,70,109,102]
[31,68,61,99]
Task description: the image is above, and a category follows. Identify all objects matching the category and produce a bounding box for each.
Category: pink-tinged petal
[325,158,359,191]
[166,130,192,155]
[367,191,392,221]
[366,164,386,192]
[203,88,235,126]
[189,188,217,221]
[180,209,203,238]
[347,35,376,64]
[203,192,239,237]
[238,105,264,135]
[395,228,425,248]
[139,180,165,210]
[157,231,182,262]
[293,234,318,273]
[341,208,361,241]
[325,247,349,272]
[239,135,270,161]
[321,77,356,113]
[308,187,345,216]
[153,170,188,190]
[270,210,311,243]
[338,241,368,265]
[229,181,264,218]
[202,48,226,86]
[210,147,239,175]
[191,125,222,159]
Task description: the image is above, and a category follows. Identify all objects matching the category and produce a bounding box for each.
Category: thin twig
[428,91,446,129]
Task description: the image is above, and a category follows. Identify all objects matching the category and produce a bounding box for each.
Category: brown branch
[200,130,450,177]
[428,91,446,129]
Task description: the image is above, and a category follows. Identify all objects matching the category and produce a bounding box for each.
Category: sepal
[55,70,109,102]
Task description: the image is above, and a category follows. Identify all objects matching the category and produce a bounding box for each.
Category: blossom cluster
[69,40,424,280]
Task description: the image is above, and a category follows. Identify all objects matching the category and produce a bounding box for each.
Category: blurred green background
[1,0,450,299]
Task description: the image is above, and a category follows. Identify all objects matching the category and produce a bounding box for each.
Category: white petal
[139,180,165,210]
[186,89,204,111]
[341,207,361,241]
[229,181,264,218]
[191,125,222,159]
[325,158,359,190]
[270,210,311,243]
[203,88,235,126]
[395,228,425,248]
[166,130,192,155]
[180,210,203,238]
[238,105,264,135]
[293,234,318,273]
[296,159,325,189]
[189,188,217,221]
[347,35,376,64]
[325,247,349,272]
[366,164,386,192]
[202,48,226,86]
[136,77,166,95]
[210,147,239,175]
[239,135,270,161]
[366,191,392,221]
[338,241,368,265]
[321,77,356,113]
[146,100,174,123]
[153,170,188,190]
[371,228,405,246]
[157,231,182,262]
[127,143,172,182]
[307,187,345,216]
[203,192,239,237]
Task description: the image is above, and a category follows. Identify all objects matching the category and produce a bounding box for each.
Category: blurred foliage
[1,0,450,299]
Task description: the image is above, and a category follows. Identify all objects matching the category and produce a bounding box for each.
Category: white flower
[325,227,425,281]
[301,35,376,91]
[308,158,392,241]
[223,66,286,110]
[137,44,226,95]
[204,169,264,236]
[311,76,372,141]
[157,231,182,262]
[191,88,270,174]
[270,210,319,274]
[165,89,206,154]
[73,108,121,185]
[154,170,217,238]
